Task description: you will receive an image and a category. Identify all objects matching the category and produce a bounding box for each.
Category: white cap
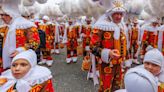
[12,49,37,68]
[150,17,160,23]
[124,67,158,92]
[1,0,21,18]
[106,0,126,16]
[144,48,164,68]
[42,15,50,21]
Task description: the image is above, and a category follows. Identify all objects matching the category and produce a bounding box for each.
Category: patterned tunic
[129,26,139,58]
[39,24,54,60]
[81,25,92,55]
[66,25,79,58]
[141,26,158,56]
[90,26,127,92]
[7,79,54,92]
[16,27,40,50]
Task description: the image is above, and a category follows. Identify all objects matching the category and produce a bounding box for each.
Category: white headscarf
[42,15,50,21]
[144,49,164,72]
[0,49,52,92]
[143,48,164,83]
[1,0,21,19]
[124,67,158,92]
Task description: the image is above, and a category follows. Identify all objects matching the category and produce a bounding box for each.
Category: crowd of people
[0,0,164,92]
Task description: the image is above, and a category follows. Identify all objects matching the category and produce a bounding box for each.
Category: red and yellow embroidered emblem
[16,29,26,47]
[30,84,42,92]
[104,67,112,73]
[104,32,111,39]
[92,29,99,33]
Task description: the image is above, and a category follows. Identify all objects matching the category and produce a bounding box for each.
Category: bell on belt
[121,36,125,40]
[81,56,91,71]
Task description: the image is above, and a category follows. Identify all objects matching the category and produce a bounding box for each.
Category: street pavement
[49,48,99,92]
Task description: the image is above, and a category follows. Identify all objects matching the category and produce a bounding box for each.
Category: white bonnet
[144,48,164,68]
[12,49,37,68]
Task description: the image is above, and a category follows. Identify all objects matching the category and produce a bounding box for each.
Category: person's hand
[10,50,19,58]
[109,49,121,59]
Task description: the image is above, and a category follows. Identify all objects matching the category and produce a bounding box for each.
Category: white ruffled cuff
[16,47,26,53]
[62,39,67,44]
[101,48,111,63]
